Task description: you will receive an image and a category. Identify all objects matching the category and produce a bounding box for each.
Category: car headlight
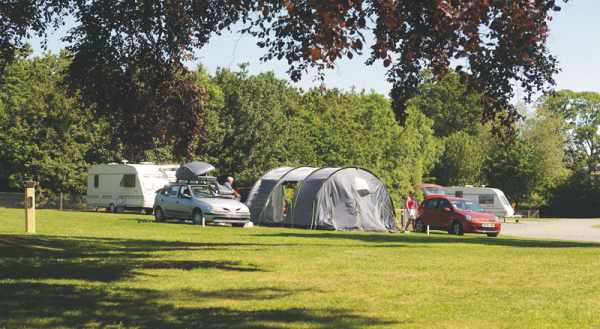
[465,215,472,221]
[210,207,229,213]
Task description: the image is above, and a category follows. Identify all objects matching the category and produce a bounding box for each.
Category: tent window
[120,174,136,188]
[94,175,99,188]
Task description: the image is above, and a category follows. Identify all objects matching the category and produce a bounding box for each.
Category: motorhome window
[120,174,136,188]
[479,195,494,205]
[94,175,99,188]
[454,191,463,198]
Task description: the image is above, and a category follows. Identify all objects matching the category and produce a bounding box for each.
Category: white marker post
[426,225,430,236]
[24,181,37,234]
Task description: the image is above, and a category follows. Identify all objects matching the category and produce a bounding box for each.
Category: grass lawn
[1,207,600,328]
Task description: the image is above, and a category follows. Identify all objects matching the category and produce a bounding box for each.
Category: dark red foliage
[1,0,566,155]
[243,0,565,128]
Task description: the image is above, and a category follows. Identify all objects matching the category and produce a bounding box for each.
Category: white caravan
[444,186,515,218]
[86,162,178,212]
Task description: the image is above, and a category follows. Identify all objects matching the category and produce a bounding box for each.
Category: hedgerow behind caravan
[86,162,178,212]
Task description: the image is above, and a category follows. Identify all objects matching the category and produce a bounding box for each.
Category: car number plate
[482,223,495,228]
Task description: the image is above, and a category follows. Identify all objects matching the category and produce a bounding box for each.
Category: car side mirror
[443,207,452,212]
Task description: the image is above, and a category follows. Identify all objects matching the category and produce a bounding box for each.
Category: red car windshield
[451,199,483,212]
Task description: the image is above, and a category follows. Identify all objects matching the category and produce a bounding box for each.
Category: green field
[1,208,600,328]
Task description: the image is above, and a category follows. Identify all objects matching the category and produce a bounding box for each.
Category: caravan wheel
[107,203,116,213]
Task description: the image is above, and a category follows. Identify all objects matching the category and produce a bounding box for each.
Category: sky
[31,0,600,99]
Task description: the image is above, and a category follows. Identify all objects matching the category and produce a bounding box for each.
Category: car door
[159,185,180,217]
[177,185,198,220]
[436,198,454,230]
[421,198,439,228]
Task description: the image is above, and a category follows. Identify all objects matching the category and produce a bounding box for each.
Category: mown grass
[1,207,600,328]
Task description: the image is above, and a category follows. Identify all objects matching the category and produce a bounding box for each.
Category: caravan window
[120,174,136,188]
[479,194,494,205]
[94,175,99,188]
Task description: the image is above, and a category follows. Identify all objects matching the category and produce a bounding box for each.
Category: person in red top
[403,191,418,233]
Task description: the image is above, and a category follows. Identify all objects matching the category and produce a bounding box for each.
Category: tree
[431,131,488,186]
[484,139,538,207]
[1,1,565,143]
[407,71,483,138]
[538,90,600,174]
[521,106,569,206]
[482,105,567,207]
[197,66,313,186]
[0,51,113,197]
[302,91,439,203]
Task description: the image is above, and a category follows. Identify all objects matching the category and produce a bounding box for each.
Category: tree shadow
[0,282,396,328]
[0,234,266,283]
[254,231,600,248]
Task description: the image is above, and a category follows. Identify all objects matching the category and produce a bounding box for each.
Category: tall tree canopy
[0,51,112,195]
[538,90,600,174]
[1,0,565,157]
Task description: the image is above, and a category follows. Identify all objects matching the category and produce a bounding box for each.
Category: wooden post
[59,192,63,211]
[24,181,37,234]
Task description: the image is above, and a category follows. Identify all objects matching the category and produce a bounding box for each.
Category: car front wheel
[415,219,426,233]
[154,207,165,222]
[192,209,205,226]
[450,221,464,235]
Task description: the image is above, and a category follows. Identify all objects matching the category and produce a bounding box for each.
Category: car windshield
[451,199,483,212]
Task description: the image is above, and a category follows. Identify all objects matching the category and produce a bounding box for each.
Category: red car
[415,194,501,237]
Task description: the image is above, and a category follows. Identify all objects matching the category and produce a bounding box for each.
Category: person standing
[223,176,241,200]
[403,191,418,233]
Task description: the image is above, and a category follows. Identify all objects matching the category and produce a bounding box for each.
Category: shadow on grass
[0,235,266,282]
[0,282,395,329]
[255,231,600,248]
[0,233,403,328]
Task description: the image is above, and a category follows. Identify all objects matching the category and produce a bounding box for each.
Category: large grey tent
[246,167,396,231]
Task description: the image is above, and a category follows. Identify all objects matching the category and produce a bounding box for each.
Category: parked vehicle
[154,179,251,227]
[443,186,515,218]
[415,194,501,237]
[416,183,447,196]
[153,161,251,227]
[86,162,178,213]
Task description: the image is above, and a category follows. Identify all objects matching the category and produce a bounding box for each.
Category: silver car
[153,181,251,227]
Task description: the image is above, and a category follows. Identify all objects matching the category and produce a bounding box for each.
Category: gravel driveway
[502,218,600,242]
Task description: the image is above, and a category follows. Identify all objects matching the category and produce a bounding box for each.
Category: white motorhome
[444,186,515,218]
[86,162,178,212]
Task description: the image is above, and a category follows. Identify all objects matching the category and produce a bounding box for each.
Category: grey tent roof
[247,166,396,231]
[176,161,215,181]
